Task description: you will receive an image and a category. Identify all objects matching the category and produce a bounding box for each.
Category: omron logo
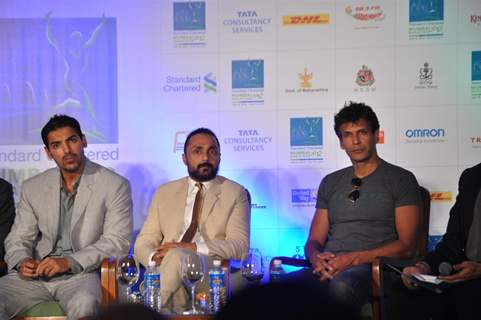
[405,128,445,138]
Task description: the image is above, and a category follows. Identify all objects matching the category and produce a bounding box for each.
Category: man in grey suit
[0,115,132,320]
[134,127,250,313]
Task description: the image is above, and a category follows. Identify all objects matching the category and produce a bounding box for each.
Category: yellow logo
[430,192,453,202]
[298,68,313,88]
[283,14,330,25]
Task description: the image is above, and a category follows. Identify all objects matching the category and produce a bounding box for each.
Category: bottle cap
[273,259,282,266]
[213,260,221,267]
[148,260,156,267]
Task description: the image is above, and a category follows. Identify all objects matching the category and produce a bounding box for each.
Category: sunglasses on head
[348,177,362,203]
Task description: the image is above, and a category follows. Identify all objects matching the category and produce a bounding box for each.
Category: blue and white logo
[203,72,217,92]
[404,128,447,144]
[472,51,481,82]
[290,117,323,147]
[173,1,206,31]
[291,188,317,206]
[409,0,443,22]
[232,60,264,89]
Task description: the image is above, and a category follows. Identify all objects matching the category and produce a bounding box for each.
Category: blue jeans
[286,263,372,315]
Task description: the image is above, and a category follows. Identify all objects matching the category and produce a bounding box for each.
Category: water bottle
[144,261,161,312]
[269,259,286,283]
[209,260,226,313]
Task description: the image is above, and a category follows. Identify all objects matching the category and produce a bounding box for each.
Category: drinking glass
[117,254,140,303]
[241,248,264,285]
[181,253,205,314]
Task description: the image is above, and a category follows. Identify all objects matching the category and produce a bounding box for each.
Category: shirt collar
[187,176,212,194]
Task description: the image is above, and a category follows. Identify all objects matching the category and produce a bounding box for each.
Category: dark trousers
[389,278,481,320]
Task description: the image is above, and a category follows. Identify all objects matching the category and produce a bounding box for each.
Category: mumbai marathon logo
[290,117,323,163]
[470,136,481,149]
[282,13,330,26]
[409,0,444,40]
[173,131,189,153]
[404,128,447,144]
[284,68,328,94]
[223,129,272,152]
[430,192,452,202]
[355,65,376,93]
[415,62,438,89]
[345,5,385,29]
[222,10,272,33]
[162,73,216,94]
[231,59,264,106]
[471,51,481,99]
[173,1,206,48]
[291,188,317,207]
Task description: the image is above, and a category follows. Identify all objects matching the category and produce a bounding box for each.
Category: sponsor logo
[408,0,444,40]
[415,62,438,89]
[173,131,189,153]
[430,192,453,202]
[471,51,481,98]
[222,10,272,33]
[470,136,481,149]
[173,1,206,48]
[471,15,481,26]
[282,14,330,26]
[203,72,217,92]
[162,73,216,94]
[223,129,273,152]
[284,68,328,94]
[231,59,264,106]
[345,5,385,26]
[291,188,317,207]
[354,65,376,93]
[405,128,447,144]
[251,203,267,209]
[377,130,384,144]
[290,117,324,163]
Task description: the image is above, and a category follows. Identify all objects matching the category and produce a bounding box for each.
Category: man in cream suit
[135,127,250,312]
[0,115,132,320]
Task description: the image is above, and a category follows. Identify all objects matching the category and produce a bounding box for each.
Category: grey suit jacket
[134,175,250,267]
[5,160,133,273]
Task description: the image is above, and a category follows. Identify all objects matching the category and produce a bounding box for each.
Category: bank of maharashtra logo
[282,13,330,26]
[291,188,317,206]
[299,68,313,88]
[290,117,323,163]
[430,192,452,202]
[345,5,385,22]
[472,51,481,99]
[408,0,444,40]
[173,131,189,152]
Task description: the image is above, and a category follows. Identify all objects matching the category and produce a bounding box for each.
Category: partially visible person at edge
[0,115,133,320]
[389,162,481,320]
[0,178,15,266]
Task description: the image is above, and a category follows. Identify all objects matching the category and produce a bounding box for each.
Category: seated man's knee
[63,291,100,319]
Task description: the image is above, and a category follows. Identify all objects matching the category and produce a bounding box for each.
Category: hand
[401,262,430,290]
[310,251,335,282]
[36,257,70,278]
[326,252,357,277]
[152,242,197,266]
[19,258,39,279]
[439,261,481,283]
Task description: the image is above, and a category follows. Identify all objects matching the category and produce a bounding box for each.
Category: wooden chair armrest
[101,257,118,308]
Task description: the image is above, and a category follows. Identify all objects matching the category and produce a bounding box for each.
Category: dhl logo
[430,192,453,202]
[283,14,330,25]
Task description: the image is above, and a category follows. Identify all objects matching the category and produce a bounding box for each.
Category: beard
[188,162,219,182]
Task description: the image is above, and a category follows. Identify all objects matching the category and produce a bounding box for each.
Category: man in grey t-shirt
[300,102,421,315]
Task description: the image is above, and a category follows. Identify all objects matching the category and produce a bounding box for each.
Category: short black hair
[183,127,220,154]
[41,114,84,147]
[334,102,380,138]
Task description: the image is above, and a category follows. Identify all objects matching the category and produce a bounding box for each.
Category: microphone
[438,261,453,276]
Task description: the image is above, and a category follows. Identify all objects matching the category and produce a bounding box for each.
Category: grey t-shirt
[316,160,421,253]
